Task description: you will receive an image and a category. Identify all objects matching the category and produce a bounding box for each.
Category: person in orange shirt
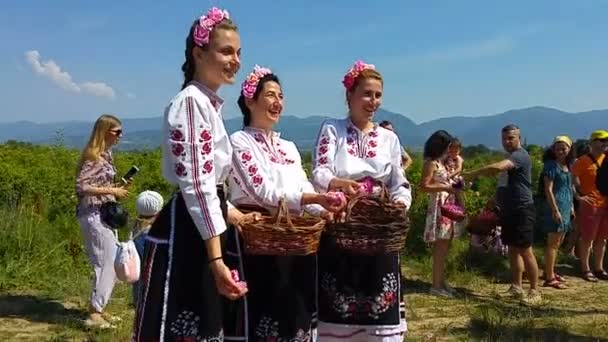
[572,130,608,282]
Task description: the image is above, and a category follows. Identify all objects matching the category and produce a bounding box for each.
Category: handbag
[100,201,129,229]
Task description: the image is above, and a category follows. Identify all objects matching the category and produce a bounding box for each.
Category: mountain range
[1,106,606,151]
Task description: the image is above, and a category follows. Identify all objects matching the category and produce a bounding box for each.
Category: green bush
[0,142,540,293]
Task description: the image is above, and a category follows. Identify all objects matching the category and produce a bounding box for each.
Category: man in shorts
[572,130,608,282]
[463,124,541,304]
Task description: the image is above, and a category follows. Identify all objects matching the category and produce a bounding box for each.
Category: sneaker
[506,284,524,299]
[522,289,542,305]
[429,287,454,298]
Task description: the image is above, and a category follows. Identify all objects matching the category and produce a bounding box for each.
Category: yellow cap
[590,130,608,141]
[553,135,572,148]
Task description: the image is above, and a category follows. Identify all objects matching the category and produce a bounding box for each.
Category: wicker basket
[237,199,326,256]
[327,188,409,255]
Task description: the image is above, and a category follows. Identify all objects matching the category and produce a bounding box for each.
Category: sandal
[582,270,598,282]
[593,270,608,280]
[542,277,567,289]
[555,273,566,282]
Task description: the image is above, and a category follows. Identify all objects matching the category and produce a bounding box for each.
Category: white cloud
[81,82,116,99]
[25,50,80,92]
[24,50,116,100]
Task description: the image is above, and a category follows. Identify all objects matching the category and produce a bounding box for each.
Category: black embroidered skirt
[317,235,403,326]
[133,188,227,341]
[223,225,317,341]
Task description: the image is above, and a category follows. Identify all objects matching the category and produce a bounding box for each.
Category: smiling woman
[224,65,342,340]
[132,7,256,342]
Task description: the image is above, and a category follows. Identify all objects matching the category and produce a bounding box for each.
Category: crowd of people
[73,6,608,341]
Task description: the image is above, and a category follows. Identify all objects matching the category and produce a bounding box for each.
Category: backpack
[596,153,608,197]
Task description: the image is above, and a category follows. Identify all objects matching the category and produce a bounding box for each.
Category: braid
[181,24,197,90]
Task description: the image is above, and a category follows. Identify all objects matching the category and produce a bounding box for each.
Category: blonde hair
[133,216,157,232]
[77,114,121,173]
[351,68,383,91]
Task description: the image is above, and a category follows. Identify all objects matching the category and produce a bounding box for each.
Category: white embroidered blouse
[228,127,323,216]
[161,82,233,240]
[312,118,412,208]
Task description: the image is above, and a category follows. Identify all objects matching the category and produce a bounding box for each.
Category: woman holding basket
[312,60,412,341]
[225,65,344,341]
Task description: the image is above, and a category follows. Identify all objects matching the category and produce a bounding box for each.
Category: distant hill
[1,106,606,150]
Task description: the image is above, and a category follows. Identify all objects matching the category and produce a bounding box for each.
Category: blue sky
[1,0,607,123]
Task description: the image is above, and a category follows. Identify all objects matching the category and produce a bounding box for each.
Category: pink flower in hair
[342,60,376,90]
[242,65,273,98]
[193,7,230,47]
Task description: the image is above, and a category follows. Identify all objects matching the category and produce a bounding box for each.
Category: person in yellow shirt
[572,130,608,282]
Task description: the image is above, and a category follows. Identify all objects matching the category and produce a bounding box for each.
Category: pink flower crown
[342,60,376,90]
[193,7,230,47]
[242,65,273,98]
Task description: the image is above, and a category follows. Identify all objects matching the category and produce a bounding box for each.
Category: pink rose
[242,82,257,98]
[358,177,375,194]
[248,165,258,175]
[230,269,240,282]
[193,25,210,46]
[208,7,226,22]
[327,191,346,206]
[202,17,216,28]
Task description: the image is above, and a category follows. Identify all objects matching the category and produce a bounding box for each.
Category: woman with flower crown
[312,61,411,341]
[133,7,258,341]
[223,65,344,341]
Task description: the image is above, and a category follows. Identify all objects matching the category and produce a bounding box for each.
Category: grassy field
[1,143,607,341]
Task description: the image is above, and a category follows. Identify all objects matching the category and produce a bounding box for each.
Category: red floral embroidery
[252,175,263,186]
[202,160,213,174]
[202,142,212,155]
[319,145,329,155]
[284,159,295,164]
[366,150,377,158]
[270,156,278,163]
[320,137,329,145]
[200,129,212,142]
[278,149,287,156]
[241,152,253,163]
[318,157,328,165]
[248,164,258,175]
[369,130,379,138]
[368,140,378,148]
[175,162,187,177]
[172,143,185,157]
[348,148,357,156]
[170,129,185,142]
